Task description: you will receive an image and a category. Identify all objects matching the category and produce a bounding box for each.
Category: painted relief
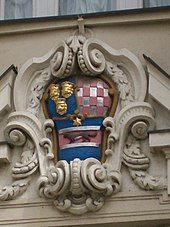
[1,31,167,215]
[43,75,118,163]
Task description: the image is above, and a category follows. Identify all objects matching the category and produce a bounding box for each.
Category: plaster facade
[0,7,170,227]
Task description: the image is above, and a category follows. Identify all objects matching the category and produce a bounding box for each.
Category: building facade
[0,2,170,226]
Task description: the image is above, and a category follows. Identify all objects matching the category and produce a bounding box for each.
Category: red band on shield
[59,130,102,148]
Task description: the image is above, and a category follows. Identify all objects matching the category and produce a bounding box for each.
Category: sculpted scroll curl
[50,42,75,78]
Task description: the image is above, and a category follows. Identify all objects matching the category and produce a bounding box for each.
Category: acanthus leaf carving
[129,169,167,191]
[0,179,29,201]
[27,68,51,117]
[105,61,134,108]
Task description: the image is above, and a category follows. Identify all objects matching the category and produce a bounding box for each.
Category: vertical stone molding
[163,148,170,195]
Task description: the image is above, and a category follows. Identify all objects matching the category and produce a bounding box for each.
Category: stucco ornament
[1,33,167,215]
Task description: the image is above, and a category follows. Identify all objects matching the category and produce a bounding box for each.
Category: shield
[43,74,118,163]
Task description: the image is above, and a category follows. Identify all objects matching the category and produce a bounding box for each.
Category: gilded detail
[61,81,74,98]
[49,81,74,115]
[49,84,60,100]
[56,98,67,115]
[73,116,82,126]
[70,113,85,126]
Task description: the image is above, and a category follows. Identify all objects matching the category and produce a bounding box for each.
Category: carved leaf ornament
[1,34,167,214]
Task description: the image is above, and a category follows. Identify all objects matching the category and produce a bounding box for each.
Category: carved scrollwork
[70,158,83,195]
[12,139,38,179]
[56,194,100,215]
[76,37,146,104]
[50,37,80,79]
[103,103,155,144]
[40,119,55,160]
[37,160,70,199]
[4,112,43,147]
[27,68,51,117]
[43,119,54,137]
[103,117,118,149]
[116,103,155,137]
[78,46,106,75]
[0,179,29,201]
[24,35,146,123]
[2,33,167,215]
[131,121,149,139]
[1,113,41,201]
[40,138,54,160]
[0,117,33,202]
[123,135,150,170]
[81,158,121,196]
[6,129,26,146]
[105,61,134,108]
[37,158,121,214]
[26,38,79,117]
[2,111,56,201]
[85,194,105,213]
[50,52,63,75]
[103,102,155,174]
[50,47,74,79]
[129,169,167,190]
[66,35,86,53]
[123,134,167,190]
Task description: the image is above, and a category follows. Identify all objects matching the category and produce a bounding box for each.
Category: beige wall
[0,8,169,75]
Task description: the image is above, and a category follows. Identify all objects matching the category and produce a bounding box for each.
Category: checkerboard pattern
[77,78,112,117]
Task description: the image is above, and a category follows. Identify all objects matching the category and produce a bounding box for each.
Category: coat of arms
[2,31,166,215]
[43,74,118,163]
